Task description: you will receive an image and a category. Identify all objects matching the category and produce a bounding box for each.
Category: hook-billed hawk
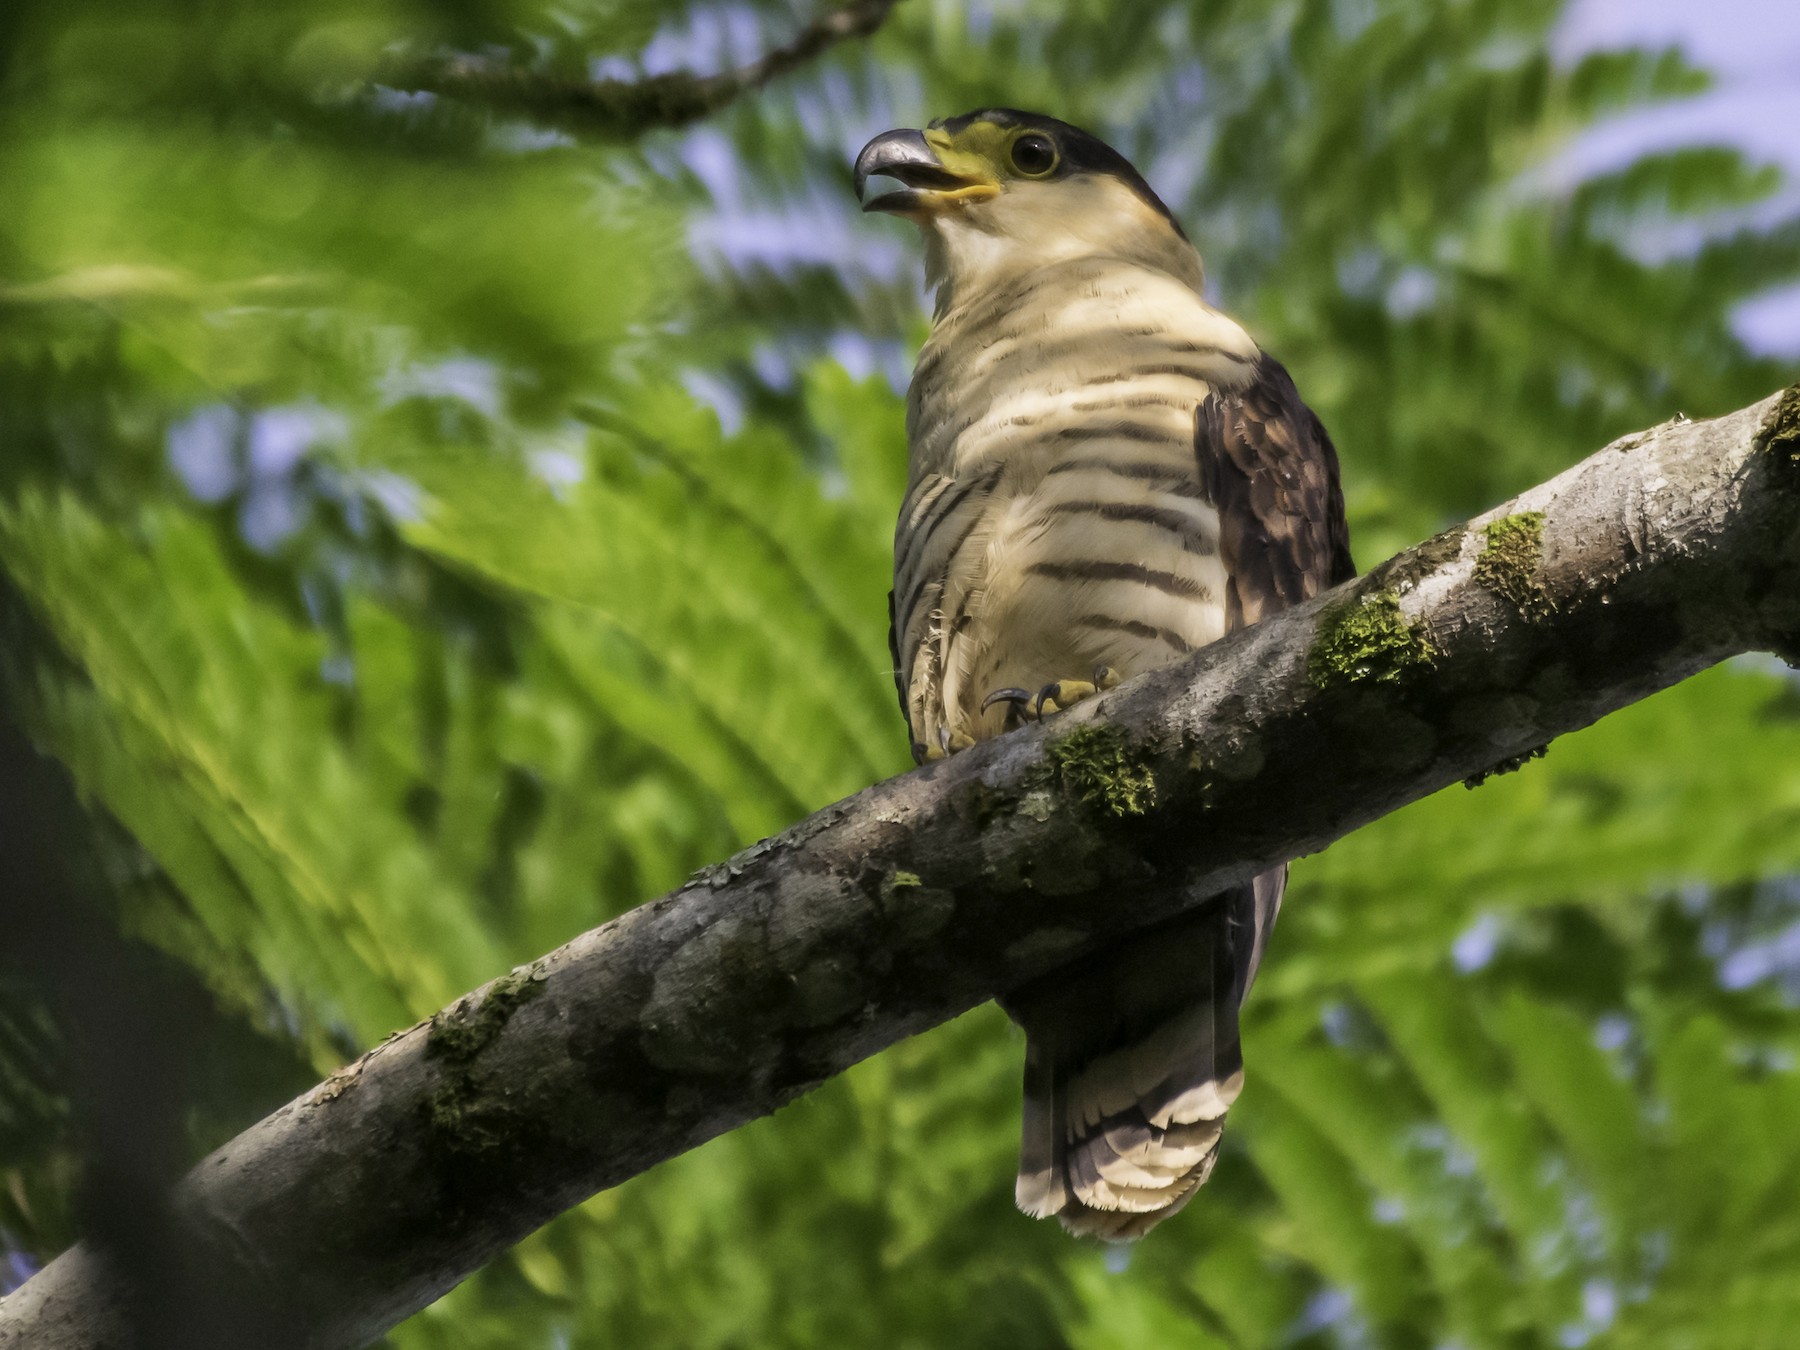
[854,109,1354,1239]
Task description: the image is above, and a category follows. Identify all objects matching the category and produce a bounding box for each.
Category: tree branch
[388,0,902,139]
[5,388,1800,1349]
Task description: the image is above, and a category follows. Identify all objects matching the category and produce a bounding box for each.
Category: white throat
[921,174,1204,317]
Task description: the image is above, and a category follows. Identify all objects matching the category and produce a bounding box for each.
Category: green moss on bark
[423,964,548,1158]
[1759,383,1800,473]
[1473,511,1551,618]
[1309,589,1438,689]
[1032,723,1156,818]
[424,1082,520,1157]
[1463,743,1549,788]
[427,965,547,1066]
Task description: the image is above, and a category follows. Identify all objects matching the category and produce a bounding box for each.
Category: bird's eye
[1010,133,1057,176]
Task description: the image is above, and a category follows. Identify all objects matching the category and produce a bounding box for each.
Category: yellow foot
[918,727,977,763]
[981,665,1121,727]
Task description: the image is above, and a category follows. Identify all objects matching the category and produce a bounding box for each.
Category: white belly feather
[896,256,1261,747]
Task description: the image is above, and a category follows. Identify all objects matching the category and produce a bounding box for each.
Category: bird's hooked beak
[853,128,1000,217]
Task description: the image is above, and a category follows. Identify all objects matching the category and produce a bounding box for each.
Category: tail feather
[1100,1114,1219,1171]
[1015,1043,1067,1218]
[1004,868,1286,1240]
[1148,1065,1243,1131]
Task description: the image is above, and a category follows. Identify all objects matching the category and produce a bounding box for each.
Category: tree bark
[4,388,1799,1348]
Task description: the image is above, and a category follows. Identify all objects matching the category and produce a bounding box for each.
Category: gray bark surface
[5,388,1800,1348]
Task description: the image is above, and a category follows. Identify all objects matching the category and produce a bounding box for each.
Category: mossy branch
[8,388,1800,1349]
[387,0,902,140]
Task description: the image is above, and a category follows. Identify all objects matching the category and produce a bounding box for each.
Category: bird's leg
[981,665,1121,726]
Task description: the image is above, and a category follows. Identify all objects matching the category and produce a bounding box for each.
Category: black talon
[911,741,928,765]
[981,687,1032,712]
[1032,682,1063,718]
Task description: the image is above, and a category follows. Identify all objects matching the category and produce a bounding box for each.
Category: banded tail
[1003,868,1284,1240]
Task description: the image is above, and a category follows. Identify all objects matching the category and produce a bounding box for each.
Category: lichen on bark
[1369,525,1466,591]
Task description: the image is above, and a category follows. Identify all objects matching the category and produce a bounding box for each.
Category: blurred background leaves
[3,0,1799,1346]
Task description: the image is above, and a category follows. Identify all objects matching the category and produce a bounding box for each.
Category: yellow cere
[921,120,1055,198]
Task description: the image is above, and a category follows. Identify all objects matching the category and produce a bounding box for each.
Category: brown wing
[1196,352,1355,627]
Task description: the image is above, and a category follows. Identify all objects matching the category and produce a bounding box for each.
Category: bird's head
[853,109,1198,305]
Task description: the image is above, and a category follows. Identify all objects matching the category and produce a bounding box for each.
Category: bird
[853,109,1355,1239]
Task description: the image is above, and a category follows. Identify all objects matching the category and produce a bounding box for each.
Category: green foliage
[3,1,1800,1348]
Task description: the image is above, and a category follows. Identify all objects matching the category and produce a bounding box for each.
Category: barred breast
[892,254,1261,755]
